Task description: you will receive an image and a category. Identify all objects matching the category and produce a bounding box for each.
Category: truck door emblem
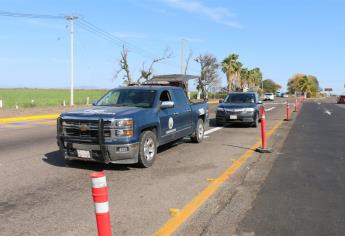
[168,117,174,129]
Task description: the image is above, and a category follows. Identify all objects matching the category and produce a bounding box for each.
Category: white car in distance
[264,93,275,101]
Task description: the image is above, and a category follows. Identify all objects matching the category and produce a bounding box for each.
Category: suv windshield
[225,93,255,103]
[96,89,156,108]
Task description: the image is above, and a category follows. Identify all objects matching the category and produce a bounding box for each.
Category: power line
[0,10,200,74]
[77,19,198,73]
[0,10,64,19]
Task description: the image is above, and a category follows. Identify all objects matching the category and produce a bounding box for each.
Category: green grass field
[0,88,108,109]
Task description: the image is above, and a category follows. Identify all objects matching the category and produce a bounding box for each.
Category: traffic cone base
[255,147,272,153]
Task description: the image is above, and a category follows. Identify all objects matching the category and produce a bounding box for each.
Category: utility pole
[181,38,185,74]
[66,15,78,106]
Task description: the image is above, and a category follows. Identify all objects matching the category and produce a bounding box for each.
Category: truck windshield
[96,89,156,108]
[225,93,255,103]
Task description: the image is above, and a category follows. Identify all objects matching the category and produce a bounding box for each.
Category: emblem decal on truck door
[168,117,174,129]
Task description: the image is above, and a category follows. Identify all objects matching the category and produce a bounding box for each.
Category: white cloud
[160,0,241,28]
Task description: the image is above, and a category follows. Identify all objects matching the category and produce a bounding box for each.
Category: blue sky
[0,0,344,93]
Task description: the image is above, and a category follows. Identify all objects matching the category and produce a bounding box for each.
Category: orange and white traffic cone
[256,106,272,153]
[90,172,112,236]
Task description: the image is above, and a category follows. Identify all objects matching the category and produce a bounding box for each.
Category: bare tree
[114,45,132,85]
[138,48,173,83]
[195,54,219,100]
[184,50,193,75]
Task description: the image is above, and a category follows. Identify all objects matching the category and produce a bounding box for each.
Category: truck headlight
[115,119,133,128]
[115,129,133,137]
[243,108,255,113]
[114,119,133,137]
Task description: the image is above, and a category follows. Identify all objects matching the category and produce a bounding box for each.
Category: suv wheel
[252,113,259,128]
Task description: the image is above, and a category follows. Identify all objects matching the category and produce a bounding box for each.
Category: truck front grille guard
[98,119,111,164]
[57,118,111,164]
[57,117,64,149]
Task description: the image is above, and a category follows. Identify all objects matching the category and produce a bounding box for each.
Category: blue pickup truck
[57,86,208,167]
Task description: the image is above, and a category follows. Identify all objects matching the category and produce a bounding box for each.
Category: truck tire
[191,118,204,143]
[138,130,158,168]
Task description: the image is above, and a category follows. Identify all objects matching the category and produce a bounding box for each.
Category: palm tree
[222,54,239,91]
[240,67,249,90]
[248,68,262,91]
[234,61,243,90]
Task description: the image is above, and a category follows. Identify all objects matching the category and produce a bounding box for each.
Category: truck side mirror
[219,99,224,103]
[160,101,174,109]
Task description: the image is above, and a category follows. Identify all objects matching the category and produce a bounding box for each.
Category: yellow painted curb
[0,114,59,123]
[154,120,283,236]
[207,101,219,104]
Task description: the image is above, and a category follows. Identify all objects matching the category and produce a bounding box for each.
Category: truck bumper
[60,142,139,164]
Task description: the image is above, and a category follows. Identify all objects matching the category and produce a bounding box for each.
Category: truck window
[96,89,156,108]
[172,89,189,107]
[160,90,172,102]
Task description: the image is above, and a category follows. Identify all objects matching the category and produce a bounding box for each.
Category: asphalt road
[236,99,345,236]
[0,98,288,236]
[189,98,345,236]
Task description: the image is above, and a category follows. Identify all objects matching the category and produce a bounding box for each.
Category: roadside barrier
[256,107,272,153]
[294,98,298,112]
[90,172,112,236]
[284,101,291,121]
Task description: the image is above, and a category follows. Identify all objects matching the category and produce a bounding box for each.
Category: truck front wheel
[191,118,204,143]
[138,130,157,168]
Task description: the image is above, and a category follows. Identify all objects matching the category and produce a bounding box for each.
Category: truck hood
[60,106,148,119]
[219,103,256,109]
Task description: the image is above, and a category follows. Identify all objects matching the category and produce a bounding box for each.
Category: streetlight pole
[181,38,185,74]
[66,15,78,106]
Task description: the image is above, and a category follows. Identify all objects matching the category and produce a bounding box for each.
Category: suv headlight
[243,108,255,113]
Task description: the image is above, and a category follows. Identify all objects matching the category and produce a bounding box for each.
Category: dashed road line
[204,127,223,135]
[265,107,276,111]
[324,110,332,116]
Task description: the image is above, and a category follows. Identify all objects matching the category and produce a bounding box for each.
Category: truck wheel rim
[143,138,155,161]
[198,123,204,139]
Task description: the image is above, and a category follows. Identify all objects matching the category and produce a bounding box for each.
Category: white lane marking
[265,107,276,111]
[204,127,223,135]
[324,110,332,115]
[317,102,321,105]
